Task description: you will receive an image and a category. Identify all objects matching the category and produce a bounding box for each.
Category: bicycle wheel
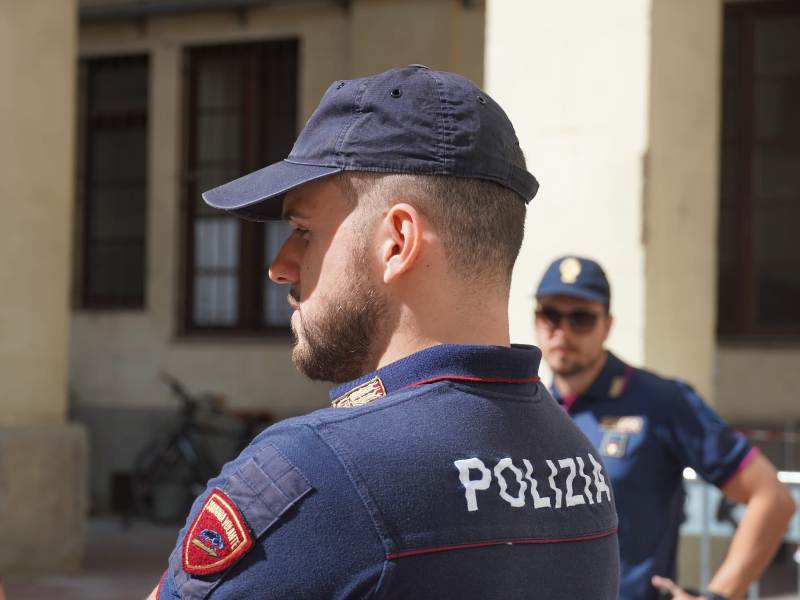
[131,437,207,524]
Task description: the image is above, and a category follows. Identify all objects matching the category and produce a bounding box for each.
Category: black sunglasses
[535,307,603,334]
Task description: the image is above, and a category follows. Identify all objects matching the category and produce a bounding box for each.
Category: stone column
[0,0,88,573]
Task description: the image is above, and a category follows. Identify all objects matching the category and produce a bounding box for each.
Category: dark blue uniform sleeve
[159,420,386,600]
[661,381,752,488]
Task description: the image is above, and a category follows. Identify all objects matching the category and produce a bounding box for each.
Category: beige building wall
[486,0,650,371]
[717,346,800,422]
[350,0,484,85]
[644,0,721,403]
[0,0,87,573]
[0,0,76,423]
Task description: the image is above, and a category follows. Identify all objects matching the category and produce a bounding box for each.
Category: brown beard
[549,347,604,379]
[290,250,389,383]
[550,359,590,378]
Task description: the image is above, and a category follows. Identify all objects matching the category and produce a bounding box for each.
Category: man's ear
[378,203,423,284]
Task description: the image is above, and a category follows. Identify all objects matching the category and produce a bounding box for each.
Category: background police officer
[534,255,796,600]
[147,69,620,599]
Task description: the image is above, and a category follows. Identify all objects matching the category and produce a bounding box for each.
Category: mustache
[551,344,577,352]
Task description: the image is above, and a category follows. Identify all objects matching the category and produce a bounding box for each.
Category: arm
[705,452,795,599]
[653,453,795,600]
[149,426,385,599]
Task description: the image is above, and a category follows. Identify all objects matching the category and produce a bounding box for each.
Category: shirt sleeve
[662,381,753,488]
[161,421,386,599]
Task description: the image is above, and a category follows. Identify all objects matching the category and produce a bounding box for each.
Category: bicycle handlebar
[158,371,227,412]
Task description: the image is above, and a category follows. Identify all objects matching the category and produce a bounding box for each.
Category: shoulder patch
[331,376,386,408]
[169,443,313,599]
[182,488,253,575]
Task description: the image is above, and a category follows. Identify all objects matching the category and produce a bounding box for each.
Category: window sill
[173,327,293,345]
[717,335,800,348]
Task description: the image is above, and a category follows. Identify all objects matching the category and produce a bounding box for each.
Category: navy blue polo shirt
[159,344,619,599]
[551,352,755,600]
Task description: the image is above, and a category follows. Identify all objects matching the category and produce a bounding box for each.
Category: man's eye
[294,227,310,240]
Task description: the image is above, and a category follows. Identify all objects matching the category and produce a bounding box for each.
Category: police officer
[147,68,620,599]
[534,255,796,600]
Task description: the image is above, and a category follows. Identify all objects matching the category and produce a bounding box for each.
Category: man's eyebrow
[282,196,310,221]
[284,209,311,222]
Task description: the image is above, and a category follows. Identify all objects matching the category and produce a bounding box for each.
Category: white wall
[486,0,650,375]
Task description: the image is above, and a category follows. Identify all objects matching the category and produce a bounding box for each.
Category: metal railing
[681,468,800,599]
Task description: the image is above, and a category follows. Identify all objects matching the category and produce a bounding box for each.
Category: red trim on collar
[401,375,541,391]
[386,527,617,559]
[620,365,633,393]
[562,394,578,413]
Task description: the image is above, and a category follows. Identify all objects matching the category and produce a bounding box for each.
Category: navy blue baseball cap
[202,64,539,221]
[535,256,611,305]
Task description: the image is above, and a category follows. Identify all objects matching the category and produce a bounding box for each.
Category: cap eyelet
[477,95,487,105]
[390,88,402,98]
[335,81,346,90]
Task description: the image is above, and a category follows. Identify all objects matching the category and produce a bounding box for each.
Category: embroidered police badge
[182,488,253,575]
[559,257,582,284]
[600,416,643,434]
[331,376,386,408]
[600,431,628,458]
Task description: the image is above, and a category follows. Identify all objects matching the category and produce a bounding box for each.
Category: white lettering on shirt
[546,460,563,509]
[523,459,551,509]
[559,458,586,507]
[454,457,492,512]
[494,458,527,508]
[453,453,610,512]
[589,453,613,503]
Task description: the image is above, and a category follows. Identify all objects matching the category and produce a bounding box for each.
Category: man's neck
[554,350,608,399]
[374,298,511,371]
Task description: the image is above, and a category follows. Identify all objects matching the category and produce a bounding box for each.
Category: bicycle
[129,372,274,523]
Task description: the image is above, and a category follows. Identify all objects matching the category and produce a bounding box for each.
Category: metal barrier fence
[681,468,800,599]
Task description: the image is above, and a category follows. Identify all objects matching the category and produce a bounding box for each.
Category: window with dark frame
[78,55,149,308]
[183,40,297,333]
[718,1,800,337]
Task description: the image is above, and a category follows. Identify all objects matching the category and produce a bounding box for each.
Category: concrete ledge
[0,422,88,574]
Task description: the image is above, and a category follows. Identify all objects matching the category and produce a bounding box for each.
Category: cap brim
[535,284,609,304]
[202,160,342,221]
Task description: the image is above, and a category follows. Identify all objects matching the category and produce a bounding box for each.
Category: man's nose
[268,236,300,285]
[550,324,570,343]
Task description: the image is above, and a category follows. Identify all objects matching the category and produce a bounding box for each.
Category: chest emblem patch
[600,431,628,458]
[600,415,643,433]
[332,376,386,408]
[183,488,253,575]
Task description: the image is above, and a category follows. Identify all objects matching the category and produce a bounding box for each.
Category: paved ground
[4,517,179,600]
[4,517,799,599]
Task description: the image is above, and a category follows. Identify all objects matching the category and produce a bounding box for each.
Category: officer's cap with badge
[202,64,540,220]
[536,256,611,307]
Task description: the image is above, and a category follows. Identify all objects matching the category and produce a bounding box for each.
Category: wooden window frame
[718,0,800,340]
[179,39,298,337]
[77,54,149,310]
